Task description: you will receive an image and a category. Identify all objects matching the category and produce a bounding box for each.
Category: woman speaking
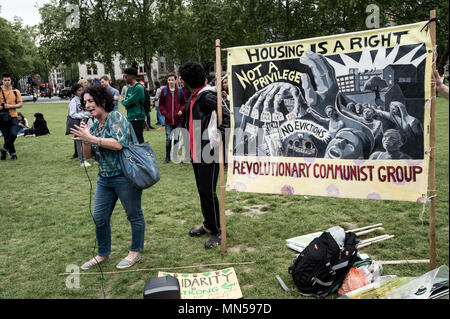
[70,85,145,270]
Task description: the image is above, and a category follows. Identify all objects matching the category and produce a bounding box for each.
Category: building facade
[49,67,65,90]
[78,54,171,88]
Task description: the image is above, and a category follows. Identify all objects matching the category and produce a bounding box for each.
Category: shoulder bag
[119,125,160,190]
[0,89,13,123]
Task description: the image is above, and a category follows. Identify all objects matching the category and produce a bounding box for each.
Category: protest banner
[225,21,434,203]
[158,267,243,299]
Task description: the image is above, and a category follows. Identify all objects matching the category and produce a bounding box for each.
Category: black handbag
[65,116,81,135]
[0,111,11,123]
[0,89,12,123]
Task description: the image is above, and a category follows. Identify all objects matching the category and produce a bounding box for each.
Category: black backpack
[288,231,359,298]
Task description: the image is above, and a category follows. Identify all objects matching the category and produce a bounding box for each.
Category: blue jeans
[93,174,145,256]
[165,124,182,160]
[17,127,26,135]
[155,106,165,125]
[0,117,18,155]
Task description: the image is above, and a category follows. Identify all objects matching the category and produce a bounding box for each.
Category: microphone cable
[80,120,107,299]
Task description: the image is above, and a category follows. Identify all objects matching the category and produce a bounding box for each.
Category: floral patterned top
[90,111,131,177]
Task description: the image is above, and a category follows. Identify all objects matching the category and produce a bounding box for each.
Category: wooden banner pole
[429,10,437,270]
[216,39,227,257]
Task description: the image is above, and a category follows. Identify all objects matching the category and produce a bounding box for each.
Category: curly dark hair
[71,83,82,95]
[82,85,114,112]
[178,61,206,89]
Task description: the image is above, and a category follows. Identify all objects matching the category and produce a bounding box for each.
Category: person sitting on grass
[23,113,50,137]
[16,112,29,136]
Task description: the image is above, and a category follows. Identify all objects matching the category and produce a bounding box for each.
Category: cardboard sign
[286,231,323,252]
[158,267,243,299]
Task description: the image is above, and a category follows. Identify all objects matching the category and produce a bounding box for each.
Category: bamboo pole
[428,10,437,270]
[378,260,430,265]
[355,227,384,237]
[360,234,392,244]
[358,235,395,248]
[348,223,383,233]
[216,39,227,257]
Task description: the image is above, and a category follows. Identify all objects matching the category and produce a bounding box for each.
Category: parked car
[20,92,37,102]
[58,88,72,99]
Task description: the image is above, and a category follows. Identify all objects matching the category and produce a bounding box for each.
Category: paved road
[23,96,69,104]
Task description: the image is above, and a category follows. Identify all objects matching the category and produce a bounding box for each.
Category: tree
[116,0,163,90]
[39,0,122,84]
[86,0,122,84]
[38,1,95,70]
[36,0,449,86]
[378,0,449,73]
[0,16,49,85]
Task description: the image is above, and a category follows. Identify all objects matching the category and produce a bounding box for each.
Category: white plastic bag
[208,111,221,148]
[359,260,383,283]
[384,265,449,299]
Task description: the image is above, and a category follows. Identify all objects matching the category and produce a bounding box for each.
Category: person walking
[158,73,187,163]
[71,85,146,270]
[139,80,154,130]
[78,79,89,91]
[121,79,129,100]
[121,67,146,144]
[152,81,165,127]
[0,72,23,161]
[100,76,121,111]
[179,78,191,129]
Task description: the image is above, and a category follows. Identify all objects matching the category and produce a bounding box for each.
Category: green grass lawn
[0,98,448,299]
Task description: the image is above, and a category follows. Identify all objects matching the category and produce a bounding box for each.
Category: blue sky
[0,0,50,26]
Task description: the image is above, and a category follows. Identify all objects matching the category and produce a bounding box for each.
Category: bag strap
[1,89,8,113]
[163,86,182,101]
[353,259,372,268]
[276,275,319,297]
[128,124,139,145]
[275,275,295,293]
[1,88,18,106]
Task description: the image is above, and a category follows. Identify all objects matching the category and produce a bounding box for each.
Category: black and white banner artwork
[226,22,433,202]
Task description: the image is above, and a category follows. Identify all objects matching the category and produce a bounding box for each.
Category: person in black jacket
[179,61,230,249]
[23,113,50,137]
[139,80,155,130]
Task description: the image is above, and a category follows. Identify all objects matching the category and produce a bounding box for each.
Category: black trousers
[0,117,18,155]
[192,162,221,235]
[130,120,145,144]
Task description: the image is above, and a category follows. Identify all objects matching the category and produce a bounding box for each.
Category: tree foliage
[38,0,122,82]
[33,0,450,81]
[377,0,449,73]
[0,16,48,83]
